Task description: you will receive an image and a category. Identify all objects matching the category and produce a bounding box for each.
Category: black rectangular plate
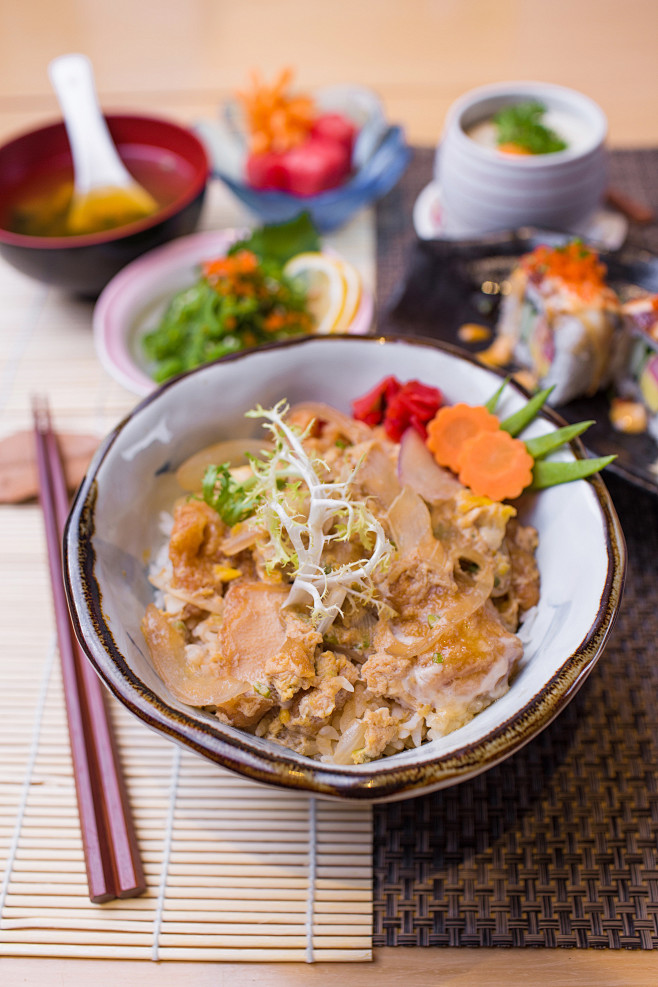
[386,229,658,494]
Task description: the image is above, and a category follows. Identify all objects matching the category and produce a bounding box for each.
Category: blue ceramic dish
[214,126,411,232]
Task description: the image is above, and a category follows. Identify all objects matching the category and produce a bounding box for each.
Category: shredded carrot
[457,430,534,501]
[236,68,315,154]
[426,403,500,473]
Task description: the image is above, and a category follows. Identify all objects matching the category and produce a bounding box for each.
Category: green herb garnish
[201,402,393,632]
[433,653,444,664]
[229,212,320,265]
[460,559,480,574]
[202,462,261,526]
[484,376,511,414]
[493,101,567,155]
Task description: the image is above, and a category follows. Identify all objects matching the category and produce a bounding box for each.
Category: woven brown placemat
[373,148,658,949]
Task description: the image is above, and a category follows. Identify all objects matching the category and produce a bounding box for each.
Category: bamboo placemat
[0,182,375,962]
[373,147,658,950]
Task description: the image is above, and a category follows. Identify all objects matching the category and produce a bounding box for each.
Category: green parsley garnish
[433,653,444,664]
[493,101,567,155]
[202,462,260,526]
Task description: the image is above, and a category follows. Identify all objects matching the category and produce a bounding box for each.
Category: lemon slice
[284,252,348,334]
[332,258,362,333]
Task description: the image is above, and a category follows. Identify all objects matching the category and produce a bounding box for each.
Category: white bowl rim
[443,80,608,167]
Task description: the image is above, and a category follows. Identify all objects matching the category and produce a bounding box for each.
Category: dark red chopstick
[33,398,145,903]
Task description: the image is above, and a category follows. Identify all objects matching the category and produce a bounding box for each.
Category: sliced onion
[386,486,445,565]
[331,719,368,764]
[149,570,225,616]
[398,428,462,503]
[176,439,272,491]
[286,402,371,444]
[382,545,495,660]
[142,604,248,706]
[166,585,225,616]
[220,525,261,556]
[353,440,401,509]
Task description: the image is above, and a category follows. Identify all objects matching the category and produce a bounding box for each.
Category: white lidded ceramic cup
[436,81,608,236]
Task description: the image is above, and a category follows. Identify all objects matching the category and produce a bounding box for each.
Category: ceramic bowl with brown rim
[64,336,625,802]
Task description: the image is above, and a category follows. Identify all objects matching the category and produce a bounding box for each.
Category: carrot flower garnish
[352,376,616,503]
[237,68,315,154]
[426,403,500,473]
[425,383,615,501]
[456,429,534,501]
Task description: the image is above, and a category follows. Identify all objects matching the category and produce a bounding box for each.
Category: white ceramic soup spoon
[48,53,158,236]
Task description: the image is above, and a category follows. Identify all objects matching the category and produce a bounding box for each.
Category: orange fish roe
[202,250,270,299]
[521,241,610,301]
[263,309,312,333]
[203,249,259,280]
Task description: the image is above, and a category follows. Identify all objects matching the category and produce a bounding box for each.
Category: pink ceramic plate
[93,229,374,395]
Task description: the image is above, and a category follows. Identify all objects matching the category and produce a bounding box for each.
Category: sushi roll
[615,294,658,439]
[496,241,625,405]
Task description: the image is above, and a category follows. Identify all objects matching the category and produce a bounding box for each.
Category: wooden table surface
[2,1,658,983]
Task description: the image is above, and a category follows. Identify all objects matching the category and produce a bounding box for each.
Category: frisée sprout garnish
[202,401,393,632]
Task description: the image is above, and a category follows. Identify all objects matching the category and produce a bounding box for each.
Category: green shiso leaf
[229,212,321,266]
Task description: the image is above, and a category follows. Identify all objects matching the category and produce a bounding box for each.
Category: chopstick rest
[0,428,98,503]
[32,397,145,903]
